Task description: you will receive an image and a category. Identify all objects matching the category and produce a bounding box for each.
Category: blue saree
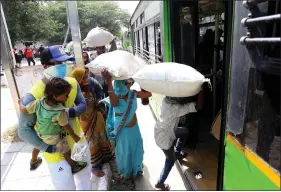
[101,80,143,179]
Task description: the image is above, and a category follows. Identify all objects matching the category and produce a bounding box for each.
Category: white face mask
[43,63,69,80]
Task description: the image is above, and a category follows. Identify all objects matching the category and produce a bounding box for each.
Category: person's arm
[195,91,204,111]
[18,99,37,113]
[137,89,152,99]
[56,110,80,142]
[22,93,36,106]
[68,85,87,118]
[18,99,28,113]
[62,124,80,142]
[91,77,104,100]
[107,80,118,106]
[101,69,118,106]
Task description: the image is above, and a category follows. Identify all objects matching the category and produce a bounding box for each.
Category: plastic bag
[71,135,89,162]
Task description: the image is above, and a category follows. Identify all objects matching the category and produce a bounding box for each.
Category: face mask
[43,63,68,80]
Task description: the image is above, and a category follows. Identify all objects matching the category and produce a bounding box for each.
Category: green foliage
[2,1,130,45]
[122,31,132,51]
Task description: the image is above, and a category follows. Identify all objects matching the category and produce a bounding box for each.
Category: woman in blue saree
[101,69,152,189]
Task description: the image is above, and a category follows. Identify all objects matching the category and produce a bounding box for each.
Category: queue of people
[17,40,199,190]
[17,44,154,190]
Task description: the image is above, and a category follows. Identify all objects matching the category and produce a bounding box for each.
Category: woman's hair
[44,77,72,102]
[82,51,90,64]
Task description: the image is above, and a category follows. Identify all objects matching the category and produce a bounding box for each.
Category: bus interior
[170,0,227,190]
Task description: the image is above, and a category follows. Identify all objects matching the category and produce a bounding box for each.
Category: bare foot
[92,170,105,177]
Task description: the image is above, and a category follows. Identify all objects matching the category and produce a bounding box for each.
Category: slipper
[30,157,42,171]
[72,162,87,174]
[155,183,171,191]
[113,175,125,185]
[123,179,135,190]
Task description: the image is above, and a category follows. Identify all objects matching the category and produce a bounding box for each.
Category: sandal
[137,171,143,177]
[72,162,87,174]
[155,183,170,191]
[112,175,125,185]
[175,151,188,160]
[92,169,105,177]
[123,179,135,190]
[30,157,42,171]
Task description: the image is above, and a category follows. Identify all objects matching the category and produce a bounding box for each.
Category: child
[19,77,87,174]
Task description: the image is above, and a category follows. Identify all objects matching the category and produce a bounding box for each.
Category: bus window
[155,22,162,61]
[264,1,280,60]
[237,0,281,173]
[140,12,144,25]
[171,4,197,67]
[143,27,149,61]
[139,29,143,55]
[147,25,156,62]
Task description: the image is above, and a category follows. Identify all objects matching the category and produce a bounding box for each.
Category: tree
[2,1,131,45]
[77,1,130,40]
[2,0,63,45]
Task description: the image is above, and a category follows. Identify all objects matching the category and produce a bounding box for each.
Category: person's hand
[72,135,81,143]
[18,99,21,105]
[101,68,112,83]
[18,98,23,106]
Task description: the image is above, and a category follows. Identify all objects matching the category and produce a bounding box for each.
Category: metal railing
[134,46,162,64]
[1,2,20,116]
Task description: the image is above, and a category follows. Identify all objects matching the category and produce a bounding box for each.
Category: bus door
[170,0,230,190]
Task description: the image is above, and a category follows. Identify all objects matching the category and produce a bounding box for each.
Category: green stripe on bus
[163,0,172,62]
[224,139,279,190]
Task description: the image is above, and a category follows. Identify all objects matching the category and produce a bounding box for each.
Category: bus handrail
[240,37,281,45]
[241,14,281,27]
[134,46,161,64]
[135,46,161,58]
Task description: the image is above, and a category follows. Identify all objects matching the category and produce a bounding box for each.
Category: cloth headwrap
[113,80,128,96]
[72,68,89,85]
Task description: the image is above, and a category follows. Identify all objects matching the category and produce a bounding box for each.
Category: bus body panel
[224,134,280,190]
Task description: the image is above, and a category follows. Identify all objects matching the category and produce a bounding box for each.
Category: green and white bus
[130,0,280,190]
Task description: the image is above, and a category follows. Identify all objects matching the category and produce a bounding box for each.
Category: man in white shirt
[154,93,203,190]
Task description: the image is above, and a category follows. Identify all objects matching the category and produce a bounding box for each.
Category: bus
[130,0,280,190]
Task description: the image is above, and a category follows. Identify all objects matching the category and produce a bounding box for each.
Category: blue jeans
[157,127,189,184]
[18,112,49,151]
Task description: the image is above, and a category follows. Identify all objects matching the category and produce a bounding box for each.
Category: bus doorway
[170,0,228,190]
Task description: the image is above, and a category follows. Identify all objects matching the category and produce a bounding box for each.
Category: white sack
[86,50,147,80]
[83,27,115,47]
[132,63,211,97]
